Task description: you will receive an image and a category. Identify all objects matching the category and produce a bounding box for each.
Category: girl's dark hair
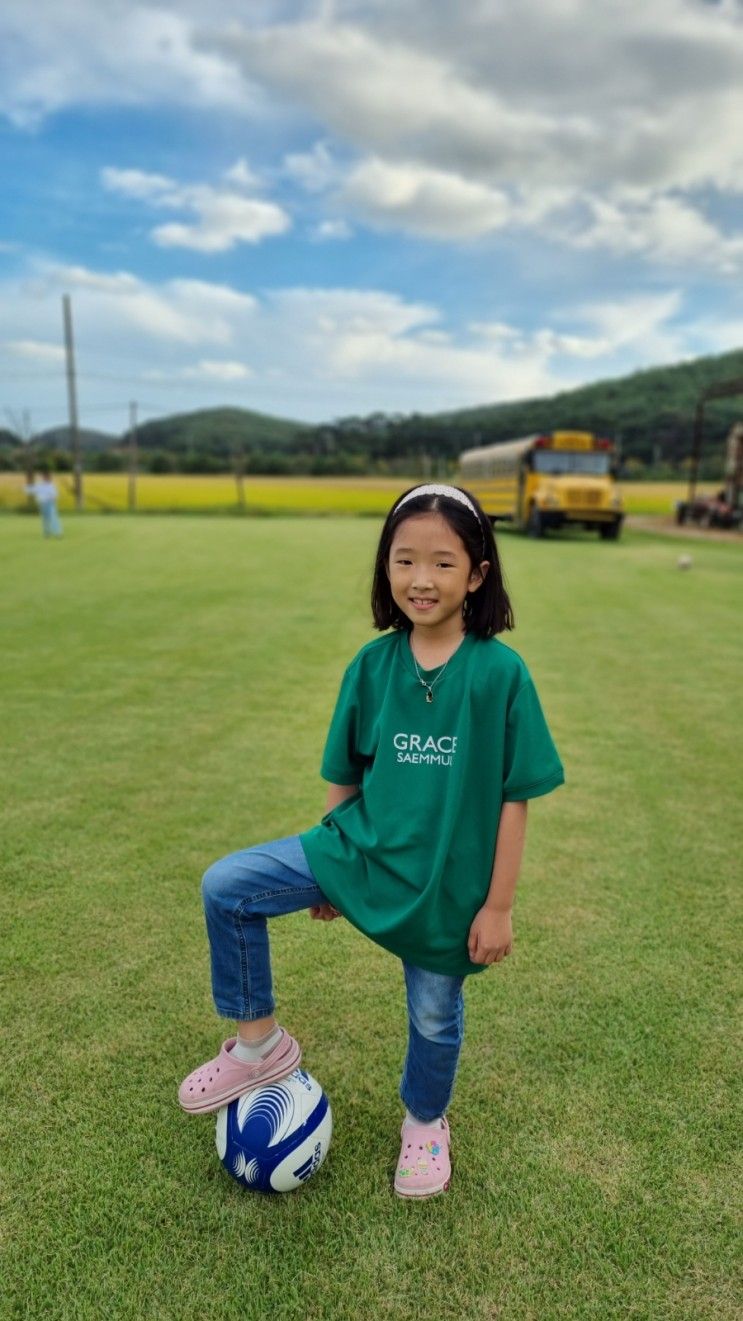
[371,485,514,638]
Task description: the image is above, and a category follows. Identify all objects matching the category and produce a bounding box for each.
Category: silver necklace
[411,649,452,703]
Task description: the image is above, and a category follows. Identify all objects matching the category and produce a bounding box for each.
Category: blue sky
[1,0,742,432]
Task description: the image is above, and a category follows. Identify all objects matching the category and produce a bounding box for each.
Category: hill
[428,347,743,464]
[3,348,741,478]
[116,406,313,473]
[306,347,743,476]
[129,406,311,455]
[33,425,119,452]
[0,406,315,477]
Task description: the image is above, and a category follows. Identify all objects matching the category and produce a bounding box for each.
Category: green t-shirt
[299,629,564,977]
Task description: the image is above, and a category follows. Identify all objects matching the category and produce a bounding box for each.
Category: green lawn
[2,516,740,1321]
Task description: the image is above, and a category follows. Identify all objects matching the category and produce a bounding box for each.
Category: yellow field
[0,472,713,517]
[620,481,716,514]
[0,472,410,515]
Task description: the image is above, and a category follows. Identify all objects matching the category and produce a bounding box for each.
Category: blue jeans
[201,835,465,1123]
[40,501,62,537]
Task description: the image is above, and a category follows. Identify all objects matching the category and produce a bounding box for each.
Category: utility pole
[234,443,246,510]
[62,294,83,509]
[128,401,138,511]
[22,409,33,482]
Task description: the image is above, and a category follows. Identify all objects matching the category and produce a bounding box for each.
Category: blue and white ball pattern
[215,1068,332,1193]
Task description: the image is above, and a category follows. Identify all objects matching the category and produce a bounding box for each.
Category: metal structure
[678,378,743,529]
[688,377,743,500]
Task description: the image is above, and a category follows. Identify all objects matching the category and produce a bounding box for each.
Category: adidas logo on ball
[215,1069,332,1193]
[293,1141,323,1183]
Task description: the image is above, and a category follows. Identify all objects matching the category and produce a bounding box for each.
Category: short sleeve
[502,679,565,801]
[319,664,367,786]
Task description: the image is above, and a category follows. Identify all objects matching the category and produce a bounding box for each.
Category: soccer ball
[215,1068,332,1193]
[677,554,693,570]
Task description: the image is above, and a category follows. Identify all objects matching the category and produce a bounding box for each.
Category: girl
[179,483,564,1198]
[24,468,63,539]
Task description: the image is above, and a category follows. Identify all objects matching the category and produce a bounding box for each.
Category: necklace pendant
[425,688,433,703]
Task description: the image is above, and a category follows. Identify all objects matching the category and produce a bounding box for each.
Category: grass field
[0,471,717,516]
[2,516,741,1320]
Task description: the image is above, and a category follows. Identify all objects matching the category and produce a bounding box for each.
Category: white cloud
[0,259,735,423]
[102,165,291,251]
[0,262,560,415]
[470,323,525,348]
[267,286,437,341]
[530,330,603,360]
[251,285,566,403]
[343,158,513,239]
[192,359,252,381]
[4,4,743,271]
[0,1,255,128]
[39,262,256,345]
[470,291,689,370]
[418,330,451,347]
[146,359,253,381]
[339,162,743,269]
[165,278,257,311]
[47,265,141,295]
[212,19,577,178]
[569,291,688,362]
[567,192,743,274]
[310,218,352,241]
[99,167,172,200]
[151,196,289,252]
[4,338,65,362]
[223,157,260,189]
[283,141,339,193]
[205,4,743,263]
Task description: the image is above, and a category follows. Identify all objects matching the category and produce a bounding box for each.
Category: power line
[62,294,83,509]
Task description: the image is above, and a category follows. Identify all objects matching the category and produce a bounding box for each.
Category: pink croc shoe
[178,1029,301,1114]
[394,1116,451,1198]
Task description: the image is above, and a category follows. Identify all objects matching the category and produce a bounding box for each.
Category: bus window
[533,451,611,476]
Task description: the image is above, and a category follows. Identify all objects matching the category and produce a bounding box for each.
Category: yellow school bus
[459,430,624,539]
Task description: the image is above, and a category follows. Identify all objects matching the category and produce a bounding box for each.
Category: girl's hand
[309,902,342,921]
[467,906,513,965]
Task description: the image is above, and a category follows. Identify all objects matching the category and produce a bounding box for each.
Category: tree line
[2,346,741,481]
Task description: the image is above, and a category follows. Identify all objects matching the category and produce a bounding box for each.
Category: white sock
[404,1109,444,1128]
[232,1025,283,1063]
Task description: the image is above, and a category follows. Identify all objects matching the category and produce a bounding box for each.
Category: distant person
[24,469,63,538]
[178,483,565,1198]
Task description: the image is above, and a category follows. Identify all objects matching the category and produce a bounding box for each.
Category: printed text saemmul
[393,733,458,766]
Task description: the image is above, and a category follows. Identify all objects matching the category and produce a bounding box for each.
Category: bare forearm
[324,782,360,813]
[485,800,528,911]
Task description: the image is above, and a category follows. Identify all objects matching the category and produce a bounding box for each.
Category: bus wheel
[526,507,544,538]
[599,521,621,540]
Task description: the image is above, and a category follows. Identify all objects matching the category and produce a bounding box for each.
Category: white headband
[393,484,478,519]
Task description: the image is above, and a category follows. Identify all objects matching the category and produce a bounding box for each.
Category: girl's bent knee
[201,858,234,910]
